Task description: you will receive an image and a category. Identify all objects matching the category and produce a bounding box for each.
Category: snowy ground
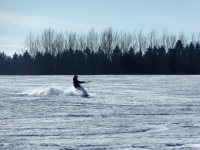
[0,75,200,150]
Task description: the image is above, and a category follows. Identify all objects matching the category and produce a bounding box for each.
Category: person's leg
[77,85,88,95]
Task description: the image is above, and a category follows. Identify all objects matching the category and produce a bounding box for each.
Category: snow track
[0,75,200,150]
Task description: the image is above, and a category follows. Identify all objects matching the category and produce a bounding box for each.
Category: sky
[0,0,200,56]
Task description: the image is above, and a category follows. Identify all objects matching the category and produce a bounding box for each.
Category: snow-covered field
[0,75,200,150]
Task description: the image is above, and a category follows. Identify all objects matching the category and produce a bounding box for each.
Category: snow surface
[0,75,200,150]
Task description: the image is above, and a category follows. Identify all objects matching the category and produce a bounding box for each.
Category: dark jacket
[73,77,85,88]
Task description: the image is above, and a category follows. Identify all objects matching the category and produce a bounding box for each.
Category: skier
[73,75,89,96]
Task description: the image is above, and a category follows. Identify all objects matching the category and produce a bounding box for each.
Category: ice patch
[22,86,79,96]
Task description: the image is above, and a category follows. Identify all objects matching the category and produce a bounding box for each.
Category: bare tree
[130,30,138,51]
[166,33,177,50]
[24,32,40,57]
[198,33,200,43]
[100,27,114,58]
[63,31,69,50]
[119,29,132,53]
[87,28,99,52]
[160,29,169,49]
[68,31,77,50]
[147,28,158,48]
[77,32,86,51]
[41,28,55,55]
[191,33,197,44]
[179,32,188,46]
[54,32,64,54]
[138,30,147,52]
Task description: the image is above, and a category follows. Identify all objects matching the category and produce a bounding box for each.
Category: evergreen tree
[54,52,62,75]
[0,52,6,74]
[44,51,54,75]
[21,51,33,75]
[135,49,144,74]
[157,46,168,74]
[118,47,135,74]
[184,42,198,74]
[34,52,45,75]
[111,45,122,74]
[144,46,156,74]
[11,53,20,75]
[195,42,200,73]
[168,40,184,74]
[96,47,107,74]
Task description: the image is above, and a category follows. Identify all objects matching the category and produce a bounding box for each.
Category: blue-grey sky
[1,0,200,56]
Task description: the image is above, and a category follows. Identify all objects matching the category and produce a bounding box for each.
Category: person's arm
[79,80,91,84]
[78,81,85,84]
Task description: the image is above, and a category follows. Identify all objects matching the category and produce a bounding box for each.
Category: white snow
[0,75,200,150]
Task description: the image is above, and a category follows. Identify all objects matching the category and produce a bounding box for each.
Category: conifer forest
[1,28,200,75]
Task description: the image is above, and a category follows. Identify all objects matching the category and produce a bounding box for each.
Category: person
[73,75,89,96]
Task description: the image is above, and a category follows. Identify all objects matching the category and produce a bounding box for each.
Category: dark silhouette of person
[73,75,88,95]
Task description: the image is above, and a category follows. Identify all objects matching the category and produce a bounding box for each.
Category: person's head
[74,74,78,78]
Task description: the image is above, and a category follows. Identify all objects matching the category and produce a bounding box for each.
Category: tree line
[1,28,200,75]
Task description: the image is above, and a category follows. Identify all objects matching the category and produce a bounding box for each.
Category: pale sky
[0,0,200,56]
